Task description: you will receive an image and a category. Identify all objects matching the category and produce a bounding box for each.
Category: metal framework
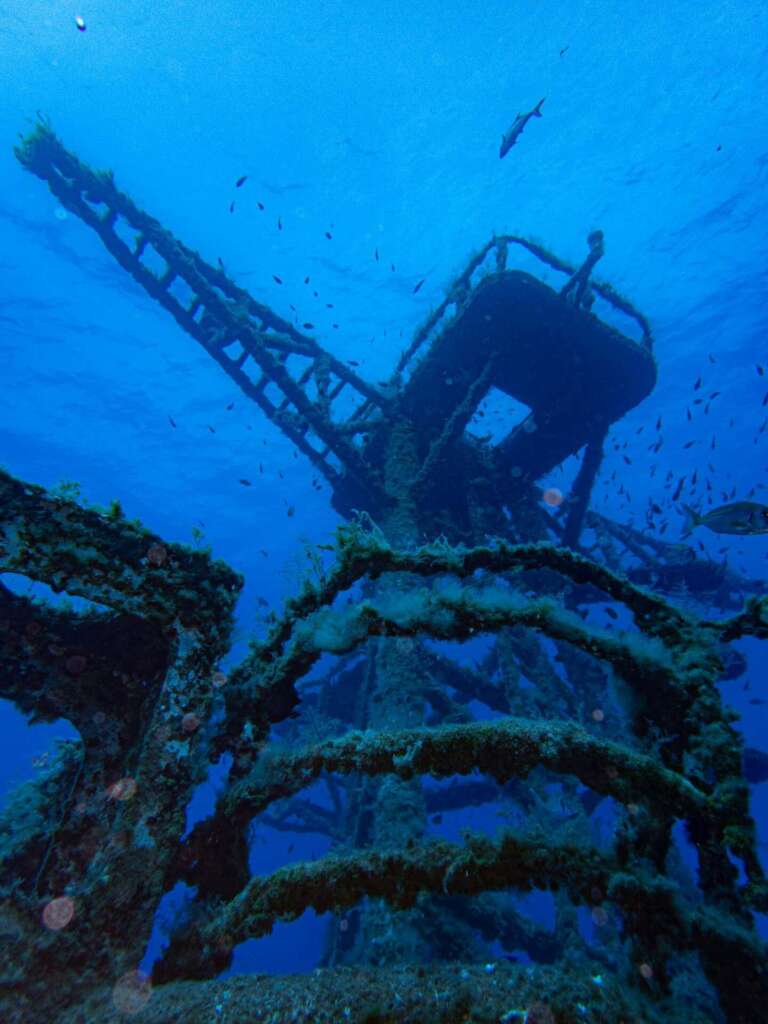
[16,121,655,534]
[16,122,388,506]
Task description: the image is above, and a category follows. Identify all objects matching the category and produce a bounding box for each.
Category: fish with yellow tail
[499,98,545,158]
[681,501,768,538]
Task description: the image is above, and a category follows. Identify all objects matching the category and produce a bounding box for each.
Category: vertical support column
[360,418,433,965]
[562,427,608,549]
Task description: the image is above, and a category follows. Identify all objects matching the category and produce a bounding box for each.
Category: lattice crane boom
[16,122,388,507]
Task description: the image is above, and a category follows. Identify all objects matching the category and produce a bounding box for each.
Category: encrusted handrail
[396,232,653,377]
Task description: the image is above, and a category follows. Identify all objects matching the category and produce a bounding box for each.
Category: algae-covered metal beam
[0,468,238,639]
[15,122,388,511]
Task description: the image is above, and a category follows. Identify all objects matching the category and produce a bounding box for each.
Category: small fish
[303,323,315,329]
[749,698,766,706]
[325,231,332,240]
[694,376,702,390]
[687,408,692,421]
[317,543,334,551]
[257,201,264,211]
[304,276,310,284]
[226,402,234,410]
[168,416,177,428]
[259,549,269,557]
[499,97,545,158]
[683,440,695,449]
[238,479,251,486]
[278,217,282,230]
[347,359,360,366]
[217,257,225,269]
[413,278,426,294]
[758,365,765,376]
[229,201,235,213]
[604,606,618,620]
[656,416,662,430]
[681,501,768,538]
[272,274,283,284]
[559,46,569,57]
[236,175,247,188]
[208,425,216,434]
[286,505,295,517]
[374,248,379,262]
[75,15,86,31]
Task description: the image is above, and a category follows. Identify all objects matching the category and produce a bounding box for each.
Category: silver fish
[499,98,545,158]
[681,501,768,537]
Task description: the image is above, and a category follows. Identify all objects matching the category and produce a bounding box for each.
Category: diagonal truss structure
[15,121,389,510]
